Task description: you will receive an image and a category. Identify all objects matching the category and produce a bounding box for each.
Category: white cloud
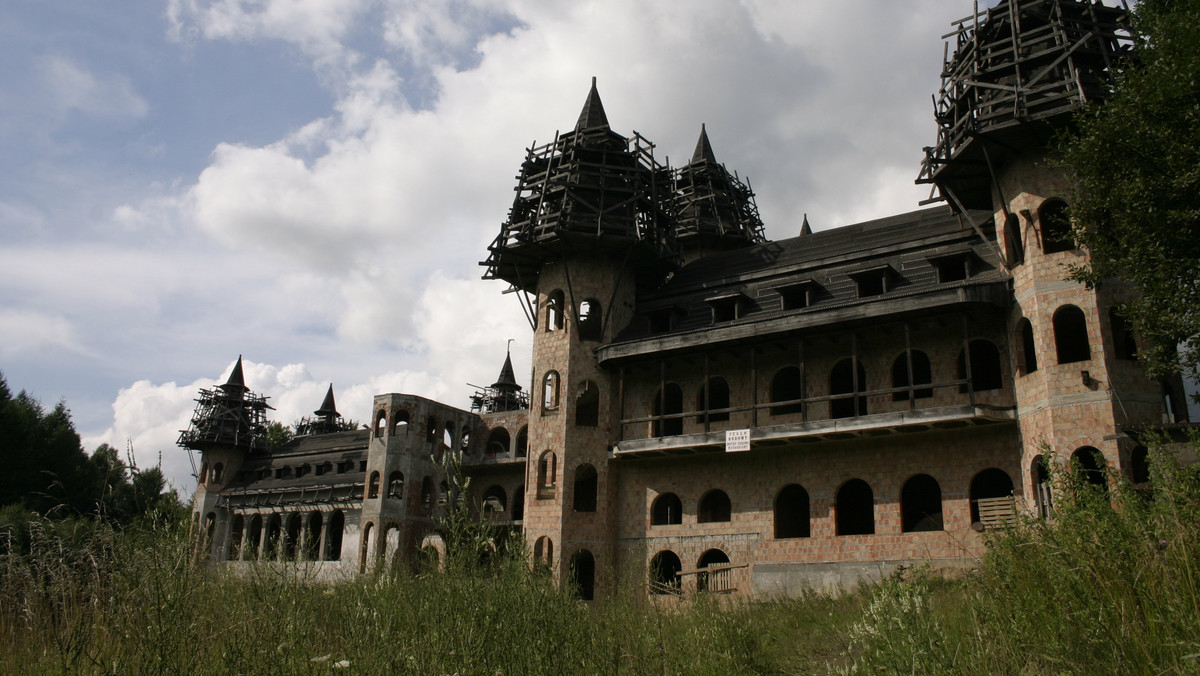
[0,309,84,358]
[39,56,149,121]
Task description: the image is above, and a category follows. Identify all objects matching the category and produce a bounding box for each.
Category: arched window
[512,484,525,521]
[421,476,435,514]
[374,410,387,437]
[575,380,599,427]
[1003,212,1025,265]
[651,492,682,525]
[304,512,322,560]
[830,358,867,418]
[246,515,262,559]
[1054,305,1091,364]
[697,549,731,593]
[387,471,404,498]
[570,550,596,600]
[426,416,438,442]
[229,515,244,560]
[1072,446,1107,489]
[698,489,731,523]
[774,484,810,538]
[515,426,528,457]
[900,474,943,532]
[969,468,1015,526]
[326,510,344,561]
[391,409,409,436]
[770,366,804,416]
[546,290,565,331]
[649,551,682,595]
[482,485,507,514]
[696,377,730,423]
[1032,455,1052,519]
[537,451,557,498]
[1019,318,1038,374]
[836,479,874,535]
[442,424,454,450]
[652,383,683,436]
[1039,198,1074,254]
[542,371,560,411]
[534,536,553,567]
[958,339,1003,392]
[486,428,510,456]
[459,426,471,452]
[892,351,932,401]
[578,299,602,341]
[212,463,224,483]
[368,471,381,499]
[573,464,597,512]
[1109,308,1138,360]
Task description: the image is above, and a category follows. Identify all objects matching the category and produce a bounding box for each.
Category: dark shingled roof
[575,77,609,131]
[221,429,370,493]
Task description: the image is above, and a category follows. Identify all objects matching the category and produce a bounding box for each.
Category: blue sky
[3,0,1058,492]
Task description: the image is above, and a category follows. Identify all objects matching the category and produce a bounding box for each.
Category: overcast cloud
[2,0,992,494]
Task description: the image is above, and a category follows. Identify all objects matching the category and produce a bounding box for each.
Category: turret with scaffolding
[672,124,766,261]
[470,349,529,414]
[294,384,350,436]
[178,356,271,454]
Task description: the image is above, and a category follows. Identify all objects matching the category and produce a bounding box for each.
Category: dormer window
[848,265,898,298]
[928,251,980,284]
[644,306,682,334]
[705,292,746,323]
[774,280,819,311]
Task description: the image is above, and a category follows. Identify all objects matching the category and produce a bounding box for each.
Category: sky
[2,0,1009,494]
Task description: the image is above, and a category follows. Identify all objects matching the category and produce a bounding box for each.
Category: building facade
[181,0,1189,596]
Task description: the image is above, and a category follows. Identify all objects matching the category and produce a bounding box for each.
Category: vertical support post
[961,314,975,405]
[750,345,758,428]
[799,338,807,423]
[618,366,626,442]
[703,352,711,433]
[905,322,916,411]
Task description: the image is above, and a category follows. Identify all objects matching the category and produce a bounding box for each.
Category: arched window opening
[836,479,875,535]
[326,511,344,561]
[892,351,932,401]
[649,551,682,595]
[283,513,301,560]
[696,377,731,423]
[969,468,1015,527]
[264,514,281,560]
[482,484,507,515]
[1072,446,1107,490]
[460,426,471,452]
[570,550,596,600]
[512,484,525,521]
[537,451,557,499]
[1131,446,1151,486]
[421,476,435,515]
[575,380,599,427]
[304,512,322,560]
[533,536,553,568]
[651,492,682,525]
[546,290,565,331]
[542,371,560,411]
[1039,198,1074,254]
[573,464,598,512]
[958,339,1003,392]
[229,515,244,560]
[359,522,375,573]
[652,383,684,436]
[1032,455,1053,519]
[426,416,438,442]
[246,515,262,560]
[1054,305,1091,364]
[697,549,731,593]
[774,484,810,538]
[485,428,510,457]
[1003,212,1025,265]
[374,410,387,437]
[830,358,867,419]
[515,426,528,457]
[442,425,454,450]
[1019,318,1038,374]
[900,474,943,532]
[212,463,224,483]
[1110,308,1138,360]
[387,471,404,499]
[698,489,731,523]
[770,366,804,416]
[368,471,381,499]
[578,299,602,341]
[391,409,409,436]
[199,463,209,484]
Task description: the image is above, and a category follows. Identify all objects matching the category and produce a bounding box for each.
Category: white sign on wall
[725,429,751,452]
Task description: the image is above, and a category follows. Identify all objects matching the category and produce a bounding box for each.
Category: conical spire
[492,351,521,390]
[218,355,248,396]
[575,77,609,131]
[800,214,812,236]
[691,124,717,164]
[314,384,339,418]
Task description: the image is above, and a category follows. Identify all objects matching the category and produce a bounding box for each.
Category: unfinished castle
[181,0,1191,596]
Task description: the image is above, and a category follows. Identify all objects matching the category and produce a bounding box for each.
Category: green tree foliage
[1060,0,1200,380]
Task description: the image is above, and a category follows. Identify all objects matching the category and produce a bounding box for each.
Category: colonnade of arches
[215,510,345,562]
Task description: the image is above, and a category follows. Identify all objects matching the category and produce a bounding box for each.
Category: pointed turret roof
[800,214,812,236]
[492,351,521,391]
[314,384,339,418]
[575,77,609,131]
[218,355,248,396]
[691,124,717,165]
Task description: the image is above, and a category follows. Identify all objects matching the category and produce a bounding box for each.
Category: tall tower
[482,79,672,596]
[917,0,1171,510]
[179,356,271,558]
[673,124,766,265]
